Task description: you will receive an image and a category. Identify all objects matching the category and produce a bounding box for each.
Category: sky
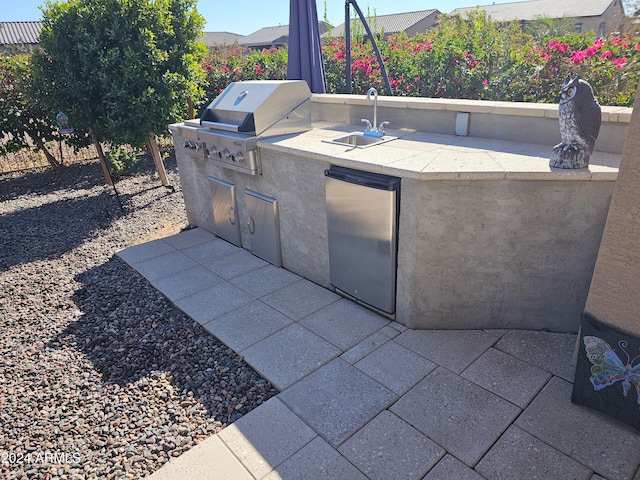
[1,0,517,36]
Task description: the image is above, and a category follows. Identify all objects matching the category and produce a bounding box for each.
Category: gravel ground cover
[0,154,278,479]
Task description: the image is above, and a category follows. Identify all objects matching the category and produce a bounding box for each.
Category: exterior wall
[586,84,640,335]
[397,179,614,332]
[576,11,624,36]
[599,1,626,35]
[172,139,216,233]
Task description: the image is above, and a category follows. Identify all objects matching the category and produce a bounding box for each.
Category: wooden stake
[91,132,113,186]
[147,133,170,187]
[90,131,123,211]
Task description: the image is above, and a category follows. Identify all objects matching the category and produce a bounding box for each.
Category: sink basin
[325,132,397,148]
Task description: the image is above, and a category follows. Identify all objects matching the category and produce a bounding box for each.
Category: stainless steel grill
[171,80,312,175]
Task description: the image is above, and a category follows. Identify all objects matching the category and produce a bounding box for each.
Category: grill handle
[200,121,240,133]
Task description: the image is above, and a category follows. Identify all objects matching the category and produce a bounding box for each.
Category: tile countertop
[258,121,621,182]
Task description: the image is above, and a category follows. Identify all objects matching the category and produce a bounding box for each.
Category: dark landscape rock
[0,154,278,479]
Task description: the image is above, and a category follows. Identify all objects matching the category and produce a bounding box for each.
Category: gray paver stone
[203,250,268,279]
[422,455,486,480]
[355,340,436,395]
[300,298,389,350]
[229,264,300,297]
[131,250,198,281]
[161,227,216,250]
[181,238,240,264]
[340,327,398,364]
[146,435,252,480]
[461,347,551,408]
[151,264,223,302]
[515,377,640,480]
[260,279,341,321]
[264,437,367,480]
[280,358,397,447]
[338,410,444,480]
[174,282,253,324]
[394,329,497,373]
[391,367,520,467]
[475,425,592,480]
[496,330,577,381]
[116,238,176,265]
[241,323,340,390]
[203,300,292,353]
[218,397,317,479]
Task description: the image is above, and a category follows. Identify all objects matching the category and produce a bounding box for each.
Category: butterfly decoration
[583,335,640,404]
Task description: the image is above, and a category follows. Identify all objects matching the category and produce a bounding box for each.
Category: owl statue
[550,76,601,169]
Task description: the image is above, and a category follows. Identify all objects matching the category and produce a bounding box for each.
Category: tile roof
[450,0,616,22]
[0,21,43,45]
[202,31,245,46]
[239,25,289,46]
[328,9,439,37]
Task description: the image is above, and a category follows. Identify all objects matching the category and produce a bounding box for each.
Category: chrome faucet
[362,87,389,137]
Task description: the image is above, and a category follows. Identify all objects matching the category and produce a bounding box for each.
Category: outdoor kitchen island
[170,94,629,333]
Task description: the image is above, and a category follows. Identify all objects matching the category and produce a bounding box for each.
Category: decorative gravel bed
[0,154,278,479]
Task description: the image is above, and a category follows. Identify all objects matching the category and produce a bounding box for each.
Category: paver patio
[117,227,640,480]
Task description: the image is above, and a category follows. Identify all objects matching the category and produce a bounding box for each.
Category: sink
[325,132,397,148]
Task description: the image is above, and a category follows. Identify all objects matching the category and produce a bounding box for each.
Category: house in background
[451,0,626,36]
[239,22,330,50]
[0,21,43,54]
[201,31,245,49]
[324,9,440,40]
[238,25,290,50]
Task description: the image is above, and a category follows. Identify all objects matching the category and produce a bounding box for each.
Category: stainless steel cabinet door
[245,189,282,267]
[208,176,241,246]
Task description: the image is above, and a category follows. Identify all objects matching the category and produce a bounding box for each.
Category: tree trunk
[32,135,61,169]
[188,96,194,119]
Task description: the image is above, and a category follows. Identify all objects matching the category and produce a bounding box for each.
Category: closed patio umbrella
[287,0,326,94]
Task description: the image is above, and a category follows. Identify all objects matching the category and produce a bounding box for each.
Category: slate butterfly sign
[584,336,640,401]
[572,313,640,431]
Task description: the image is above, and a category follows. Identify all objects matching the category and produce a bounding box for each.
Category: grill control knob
[206,145,218,158]
[231,152,244,164]
[219,149,231,160]
[184,140,199,150]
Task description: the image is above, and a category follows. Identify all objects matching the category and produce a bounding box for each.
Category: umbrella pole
[345,0,393,96]
[345,0,352,94]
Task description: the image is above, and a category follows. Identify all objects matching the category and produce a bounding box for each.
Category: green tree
[0,54,61,168]
[33,0,206,182]
[525,17,580,43]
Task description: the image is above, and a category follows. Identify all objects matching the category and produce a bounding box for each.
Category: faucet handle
[361,119,372,131]
[378,121,389,134]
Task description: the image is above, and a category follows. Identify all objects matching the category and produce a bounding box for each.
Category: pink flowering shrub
[200,45,287,108]
[411,12,531,100]
[564,36,640,105]
[199,10,640,107]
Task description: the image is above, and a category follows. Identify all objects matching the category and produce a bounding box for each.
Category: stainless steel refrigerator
[325,165,400,315]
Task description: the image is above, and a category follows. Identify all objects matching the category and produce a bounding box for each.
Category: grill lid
[200,80,312,135]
